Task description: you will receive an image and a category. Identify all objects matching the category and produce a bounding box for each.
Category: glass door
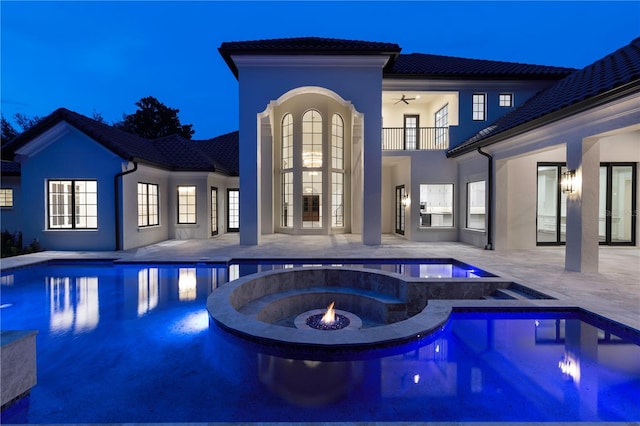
[536,164,567,245]
[404,115,419,150]
[211,187,218,236]
[599,164,636,245]
[395,185,405,235]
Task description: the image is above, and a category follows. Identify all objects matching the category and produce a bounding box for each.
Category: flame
[321,301,336,324]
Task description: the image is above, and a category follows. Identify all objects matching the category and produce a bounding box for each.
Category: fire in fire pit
[306,301,351,330]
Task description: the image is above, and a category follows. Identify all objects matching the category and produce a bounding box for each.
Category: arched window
[282,113,293,169]
[281,113,293,227]
[331,114,344,227]
[302,110,322,228]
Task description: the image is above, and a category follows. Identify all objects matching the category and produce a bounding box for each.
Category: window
[467,181,486,230]
[137,183,159,227]
[420,184,453,227]
[211,187,218,236]
[282,172,292,228]
[331,114,344,228]
[404,115,419,150]
[472,93,486,121]
[499,93,513,107]
[281,113,294,228]
[302,172,322,228]
[282,113,293,169]
[302,110,322,169]
[227,189,239,232]
[434,104,448,147]
[0,188,13,207]
[48,180,97,229]
[177,185,196,224]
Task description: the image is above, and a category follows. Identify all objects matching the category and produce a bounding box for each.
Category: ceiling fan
[393,94,416,105]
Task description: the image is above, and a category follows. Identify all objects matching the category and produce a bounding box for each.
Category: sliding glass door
[599,164,636,245]
[538,163,636,246]
[536,164,567,244]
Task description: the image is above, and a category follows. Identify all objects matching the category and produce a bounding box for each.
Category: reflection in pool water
[0,262,638,423]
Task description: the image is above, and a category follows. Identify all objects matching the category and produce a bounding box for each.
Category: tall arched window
[302,110,322,228]
[331,113,344,227]
[281,113,293,227]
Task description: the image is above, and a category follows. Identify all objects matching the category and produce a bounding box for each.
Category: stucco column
[238,97,260,246]
[565,138,600,272]
[362,112,382,245]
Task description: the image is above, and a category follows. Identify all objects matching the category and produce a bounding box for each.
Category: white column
[362,113,382,245]
[565,138,600,272]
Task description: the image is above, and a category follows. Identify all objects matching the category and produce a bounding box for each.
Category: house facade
[2,36,638,272]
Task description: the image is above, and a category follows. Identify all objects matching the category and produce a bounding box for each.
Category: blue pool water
[1,262,639,423]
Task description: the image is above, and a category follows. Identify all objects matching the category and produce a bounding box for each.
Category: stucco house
[1,36,638,273]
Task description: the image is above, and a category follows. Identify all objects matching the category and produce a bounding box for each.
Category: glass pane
[599,166,607,242]
[537,166,558,242]
[420,184,453,228]
[611,166,633,242]
[559,166,567,243]
[302,172,322,228]
[467,181,486,230]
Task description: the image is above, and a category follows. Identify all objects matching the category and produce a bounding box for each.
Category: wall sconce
[402,193,411,207]
[561,170,576,193]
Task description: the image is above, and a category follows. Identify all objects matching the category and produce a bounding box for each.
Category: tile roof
[1,108,239,175]
[386,53,576,79]
[448,37,640,157]
[219,36,401,78]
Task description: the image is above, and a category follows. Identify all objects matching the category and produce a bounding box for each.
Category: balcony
[382,127,449,151]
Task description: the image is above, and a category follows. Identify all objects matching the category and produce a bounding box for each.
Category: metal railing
[382,127,449,151]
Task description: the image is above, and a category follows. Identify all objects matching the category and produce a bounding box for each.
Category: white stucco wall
[234,55,387,245]
[121,164,171,250]
[16,125,123,251]
[0,175,21,233]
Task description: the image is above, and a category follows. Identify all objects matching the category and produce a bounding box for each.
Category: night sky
[2,1,639,139]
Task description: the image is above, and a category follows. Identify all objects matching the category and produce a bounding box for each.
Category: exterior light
[561,170,576,193]
[402,193,411,206]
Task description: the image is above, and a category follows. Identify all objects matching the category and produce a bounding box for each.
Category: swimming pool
[1,262,639,423]
[227,257,496,278]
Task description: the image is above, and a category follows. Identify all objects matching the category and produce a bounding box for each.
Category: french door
[537,163,636,245]
[599,163,636,245]
[211,187,218,236]
[404,115,419,150]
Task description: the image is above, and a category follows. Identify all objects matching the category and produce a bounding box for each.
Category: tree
[14,113,42,132]
[91,109,106,123]
[1,115,18,144]
[116,96,194,139]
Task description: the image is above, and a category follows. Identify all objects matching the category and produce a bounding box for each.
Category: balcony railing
[382,127,449,151]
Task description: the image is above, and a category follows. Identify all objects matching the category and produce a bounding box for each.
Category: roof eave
[446,80,640,158]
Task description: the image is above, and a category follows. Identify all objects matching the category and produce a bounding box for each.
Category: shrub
[1,230,43,258]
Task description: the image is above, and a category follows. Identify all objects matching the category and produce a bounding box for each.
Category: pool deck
[2,233,639,334]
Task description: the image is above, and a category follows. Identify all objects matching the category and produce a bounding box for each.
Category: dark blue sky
[2,1,639,139]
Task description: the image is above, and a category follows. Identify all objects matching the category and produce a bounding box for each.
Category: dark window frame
[137,182,159,227]
[177,185,197,224]
[47,179,98,229]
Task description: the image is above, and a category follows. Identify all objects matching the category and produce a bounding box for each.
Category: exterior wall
[17,127,123,251]
[382,151,459,242]
[209,173,239,235]
[0,175,21,233]
[168,172,215,240]
[236,55,387,245]
[456,154,489,248]
[121,164,171,250]
[449,80,555,148]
